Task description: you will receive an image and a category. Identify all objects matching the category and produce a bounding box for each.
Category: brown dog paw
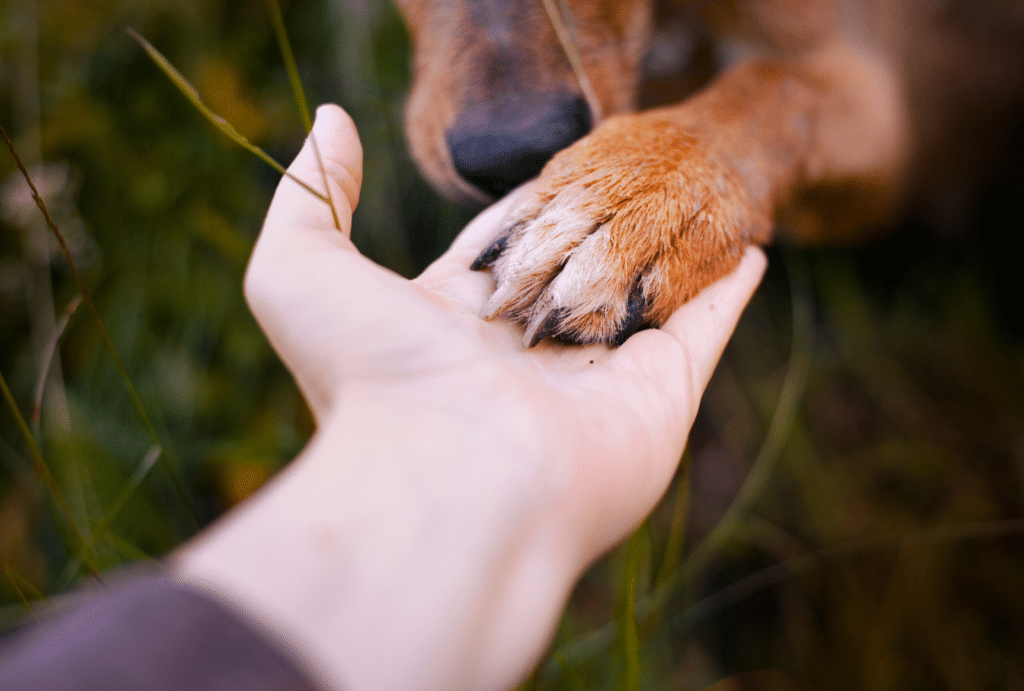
[472,114,769,346]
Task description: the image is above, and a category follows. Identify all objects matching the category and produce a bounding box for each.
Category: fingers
[570,247,765,554]
[605,245,764,484]
[260,104,363,245]
[610,247,765,488]
[660,246,768,400]
[617,246,766,401]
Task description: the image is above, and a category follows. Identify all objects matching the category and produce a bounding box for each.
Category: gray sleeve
[0,573,325,691]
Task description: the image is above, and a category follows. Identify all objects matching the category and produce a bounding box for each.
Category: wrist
[172,384,575,690]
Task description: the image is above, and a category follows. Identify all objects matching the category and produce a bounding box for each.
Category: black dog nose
[446,93,591,199]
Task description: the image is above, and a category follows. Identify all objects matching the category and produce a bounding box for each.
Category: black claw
[526,307,567,348]
[612,282,650,346]
[471,234,509,271]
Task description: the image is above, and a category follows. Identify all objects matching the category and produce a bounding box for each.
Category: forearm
[172,386,574,691]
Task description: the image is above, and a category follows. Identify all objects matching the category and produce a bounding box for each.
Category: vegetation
[2,0,1023,688]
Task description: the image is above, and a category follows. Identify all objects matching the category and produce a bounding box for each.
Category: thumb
[260,104,363,244]
[245,104,365,338]
[243,105,368,417]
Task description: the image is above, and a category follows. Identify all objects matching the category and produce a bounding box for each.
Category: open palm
[234,104,766,689]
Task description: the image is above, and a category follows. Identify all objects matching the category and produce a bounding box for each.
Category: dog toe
[479,211,659,345]
[614,282,651,346]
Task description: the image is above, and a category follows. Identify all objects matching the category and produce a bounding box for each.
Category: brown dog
[393,0,1024,346]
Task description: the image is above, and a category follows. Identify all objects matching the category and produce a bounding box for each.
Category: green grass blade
[2,561,45,618]
[96,444,163,539]
[618,525,646,691]
[655,450,691,590]
[60,444,163,585]
[547,251,816,673]
[127,28,330,206]
[665,516,1024,639]
[262,5,342,231]
[108,531,156,563]
[681,249,814,579]
[0,368,97,576]
[265,0,312,133]
[1,123,196,526]
[310,130,342,231]
[30,294,82,441]
[539,0,603,121]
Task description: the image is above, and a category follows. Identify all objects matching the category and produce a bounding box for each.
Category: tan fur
[393,0,1024,345]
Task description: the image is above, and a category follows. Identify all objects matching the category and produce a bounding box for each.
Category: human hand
[175,105,766,691]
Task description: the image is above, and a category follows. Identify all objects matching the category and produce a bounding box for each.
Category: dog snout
[445,92,592,199]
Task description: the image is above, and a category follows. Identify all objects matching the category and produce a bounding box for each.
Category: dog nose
[446,93,591,199]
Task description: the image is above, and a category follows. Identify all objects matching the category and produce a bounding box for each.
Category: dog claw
[471,234,509,270]
[523,306,566,347]
[612,283,650,346]
[481,281,520,320]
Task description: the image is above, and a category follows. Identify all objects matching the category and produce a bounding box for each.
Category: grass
[2,0,1024,689]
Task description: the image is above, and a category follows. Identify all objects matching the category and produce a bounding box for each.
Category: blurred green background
[1,1,1023,689]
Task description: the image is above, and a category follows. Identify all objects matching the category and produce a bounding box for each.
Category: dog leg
[473,45,908,346]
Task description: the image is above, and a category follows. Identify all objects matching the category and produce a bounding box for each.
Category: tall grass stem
[1,122,196,527]
[30,294,81,441]
[266,0,312,133]
[0,369,97,576]
[127,28,330,208]
[539,0,603,122]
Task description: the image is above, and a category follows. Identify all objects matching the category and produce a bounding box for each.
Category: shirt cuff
[0,571,325,691]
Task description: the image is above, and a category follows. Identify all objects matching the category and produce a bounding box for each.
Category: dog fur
[393,0,1024,345]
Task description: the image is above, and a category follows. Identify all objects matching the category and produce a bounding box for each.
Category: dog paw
[472,115,768,346]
